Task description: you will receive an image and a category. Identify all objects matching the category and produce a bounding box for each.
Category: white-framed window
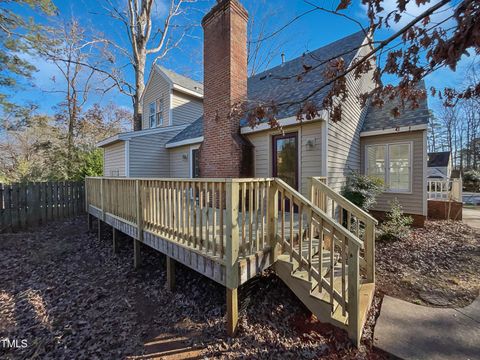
[366,142,412,193]
[149,102,156,128]
[156,99,163,126]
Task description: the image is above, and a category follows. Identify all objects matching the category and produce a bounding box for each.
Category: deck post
[97,218,102,241]
[365,221,375,283]
[226,288,238,336]
[112,227,118,254]
[87,213,92,230]
[267,181,279,263]
[347,242,361,347]
[166,256,175,291]
[134,179,142,269]
[225,180,240,335]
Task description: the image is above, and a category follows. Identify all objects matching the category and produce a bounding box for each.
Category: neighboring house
[98,25,429,225]
[427,151,452,179]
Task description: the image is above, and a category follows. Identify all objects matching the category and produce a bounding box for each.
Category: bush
[463,169,480,182]
[341,172,384,211]
[378,199,413,241]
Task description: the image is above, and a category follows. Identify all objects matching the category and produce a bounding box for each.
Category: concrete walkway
[374,296,480,360]
[463,207,480,230]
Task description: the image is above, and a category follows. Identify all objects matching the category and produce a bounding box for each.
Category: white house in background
[427,151,452,179]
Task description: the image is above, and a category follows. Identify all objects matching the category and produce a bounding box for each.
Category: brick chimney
[199,0,252,178]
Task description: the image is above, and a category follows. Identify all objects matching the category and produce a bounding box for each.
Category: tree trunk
[133,53,146,131]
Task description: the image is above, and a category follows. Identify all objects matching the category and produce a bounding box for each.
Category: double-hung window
[156,99,163,126]
[366,143,412,192]
[149,102,156,128]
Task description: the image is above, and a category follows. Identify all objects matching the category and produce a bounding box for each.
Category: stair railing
[309,177,377,283]
[273,178,364,343]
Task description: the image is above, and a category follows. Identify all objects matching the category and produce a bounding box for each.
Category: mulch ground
[0,217,478,359]
[376,220,480,308]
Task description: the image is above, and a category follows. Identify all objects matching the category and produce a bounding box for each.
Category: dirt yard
[376,220,480,307]
[0,217,478,359]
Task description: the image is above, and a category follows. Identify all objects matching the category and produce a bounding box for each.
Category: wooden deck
[85,176,376,347]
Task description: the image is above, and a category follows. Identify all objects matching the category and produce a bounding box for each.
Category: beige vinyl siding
[246,121,323,196]
[142,70,171,129]
[171,90,203,126]
[327,40,375,193]
[128,128,184,177]
[103,141,125,177]
[360,130,426,215]
[169,146,190,178]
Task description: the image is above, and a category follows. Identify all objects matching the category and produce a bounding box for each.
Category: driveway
[463,206,480,230]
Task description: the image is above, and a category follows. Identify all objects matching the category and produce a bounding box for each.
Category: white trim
[125,140,130,177]
[422,131,428,216]
[240,112,327,135]
[97,124,188,147]
[169,91,173,126]
[360,124,428,137]
[365,141,414,194]
[165,136,204,149]
[321,119,328,177]
[172,83,203,99]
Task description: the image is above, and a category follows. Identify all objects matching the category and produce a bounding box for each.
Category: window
[366,143,412,192]
[149,102,156,128]
[156,99,163,126]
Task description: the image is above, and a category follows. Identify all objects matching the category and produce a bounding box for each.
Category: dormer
[141,65,204,130]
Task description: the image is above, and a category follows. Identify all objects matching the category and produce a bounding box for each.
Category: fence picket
[0,181,85,233]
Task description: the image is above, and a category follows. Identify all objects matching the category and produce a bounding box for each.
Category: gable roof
[428,151,451,167]
[361,81,430,133]
[244,31,367,124]
[167,31,368,146]
[157,65,204,95]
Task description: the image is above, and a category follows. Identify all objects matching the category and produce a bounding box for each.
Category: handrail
[274,178,364,249]
[311,177,378,225]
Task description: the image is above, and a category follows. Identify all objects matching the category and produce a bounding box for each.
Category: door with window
[272,132,299,189]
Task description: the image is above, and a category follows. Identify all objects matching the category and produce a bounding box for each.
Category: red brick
[199,0,253,178]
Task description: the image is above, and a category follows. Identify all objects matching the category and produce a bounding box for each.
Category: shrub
[341,172,384,211]
[463,169,480,182]
[378,199,413,241]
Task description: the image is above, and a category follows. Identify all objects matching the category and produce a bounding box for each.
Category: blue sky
[6,0,470,120]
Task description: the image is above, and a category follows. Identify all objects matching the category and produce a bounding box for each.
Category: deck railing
[427,178,462,202]
[309,177,377,284]
[85,177,275,287]
[85,176,374,344]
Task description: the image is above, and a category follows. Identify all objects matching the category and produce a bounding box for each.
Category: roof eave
[360,123,427,137]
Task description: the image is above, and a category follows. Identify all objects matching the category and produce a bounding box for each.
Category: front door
[272,132,299,190]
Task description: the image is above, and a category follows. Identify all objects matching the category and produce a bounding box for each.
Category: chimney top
[202,0,248,27]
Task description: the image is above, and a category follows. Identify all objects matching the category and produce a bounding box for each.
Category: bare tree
[103,0,198,131]
[244,0,480,128]
[37,19,106,176]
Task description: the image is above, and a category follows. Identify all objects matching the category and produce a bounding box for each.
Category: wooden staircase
[272,178,377,346]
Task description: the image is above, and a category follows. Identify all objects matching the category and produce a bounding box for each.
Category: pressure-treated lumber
[226,287,238,336]
[166,256,176,291]
[112,227,119,253]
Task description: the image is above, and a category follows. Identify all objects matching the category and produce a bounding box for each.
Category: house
[99,36,429,226]
[90,0,430,345]
[427,151,452,179]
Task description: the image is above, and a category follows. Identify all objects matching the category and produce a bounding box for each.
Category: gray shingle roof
[167,116,203,144]
[244,30,366,124]
[157,65,204,95]
[428,151,450,167]
[167,31,367,145]
[361,81,430,132]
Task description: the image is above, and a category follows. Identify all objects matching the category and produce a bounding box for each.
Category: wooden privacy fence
[0,181,85,233]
